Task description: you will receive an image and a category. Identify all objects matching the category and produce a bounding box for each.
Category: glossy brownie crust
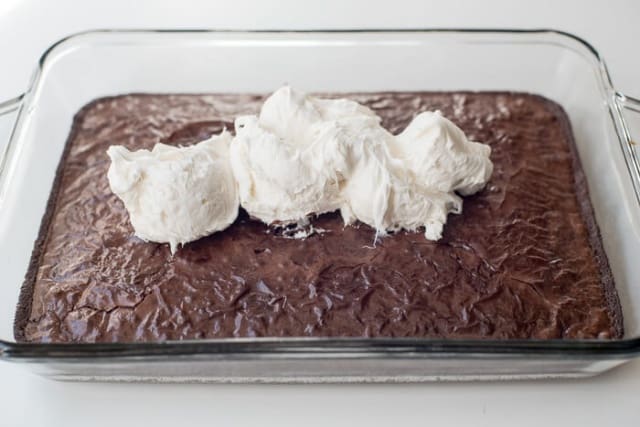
[15,92,623,342]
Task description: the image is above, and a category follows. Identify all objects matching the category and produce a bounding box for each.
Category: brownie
[14,92,623,342]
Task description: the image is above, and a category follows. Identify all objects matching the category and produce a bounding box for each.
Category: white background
[1,1,640,425]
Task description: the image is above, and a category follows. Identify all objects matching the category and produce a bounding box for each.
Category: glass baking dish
[1,29,640,382]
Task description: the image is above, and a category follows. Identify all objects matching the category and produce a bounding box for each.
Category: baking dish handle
[615,92,640,201]
[617,92,640,132]
[0,93,24,153]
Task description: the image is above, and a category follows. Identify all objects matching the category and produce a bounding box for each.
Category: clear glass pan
[1,29,640,382]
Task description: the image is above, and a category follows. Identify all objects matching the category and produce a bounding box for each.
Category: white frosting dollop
[230,86,493,240]
[107,87,493,252]
[230,87,377,223]
[107,132,238,253]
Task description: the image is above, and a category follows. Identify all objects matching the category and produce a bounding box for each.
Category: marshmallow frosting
[231,86,493,240]
[107,87,493,250]
[106,132,238,253]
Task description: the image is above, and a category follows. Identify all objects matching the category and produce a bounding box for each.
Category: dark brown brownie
[15,92,623,342]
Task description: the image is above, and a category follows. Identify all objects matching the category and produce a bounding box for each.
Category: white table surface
[1,1,640,425]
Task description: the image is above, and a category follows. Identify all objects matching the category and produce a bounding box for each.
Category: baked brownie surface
[15,92,623,342]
